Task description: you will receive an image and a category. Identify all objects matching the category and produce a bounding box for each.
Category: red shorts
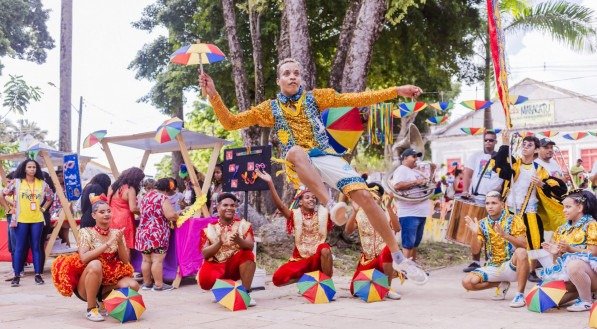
[349,246,392,295]
[272,243,331,287]
[197,250,255,290]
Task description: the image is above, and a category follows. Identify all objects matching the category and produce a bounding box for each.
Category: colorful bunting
[429,101,453,112]
[426,115,449,125]
[562,132,588,141]
[460,100,493,111]
[537,131,558,138]
[460,128,486,136]
[509,95,528,105]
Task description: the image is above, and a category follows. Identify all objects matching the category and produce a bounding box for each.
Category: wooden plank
[101,141,120,178]
[45,210,65,257]
[139,150,151,171]
[40,151,80,250]
[202,143,223,196]
[176,134,209,217]
[102,131,155,143]
[0,162,7,186]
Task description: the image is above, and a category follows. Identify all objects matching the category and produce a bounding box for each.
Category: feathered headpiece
[90,193,108,205]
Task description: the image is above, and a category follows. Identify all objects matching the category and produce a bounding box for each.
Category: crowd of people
[1,57,596,323]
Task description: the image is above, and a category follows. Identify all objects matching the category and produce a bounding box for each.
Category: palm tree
[1,119,57,148]
[481,0,596,128]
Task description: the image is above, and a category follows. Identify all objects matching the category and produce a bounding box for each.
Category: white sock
[391,251,405,264]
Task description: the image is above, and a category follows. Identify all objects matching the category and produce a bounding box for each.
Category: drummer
[461,130,504,273]
[461,191,529,308]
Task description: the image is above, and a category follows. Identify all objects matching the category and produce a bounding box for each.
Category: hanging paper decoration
[83,130,107,148]
[589,132,597,137]
[517,131,534,137]
[399,101,427,113]
[369,103,394,145]
[460,128,485,136]
[488,128,502,134]
[562,132,588,141]
[509,95,528,105]
[391,107,413,118]
[429,101,453,112]
[460,100,493,111]
[321,107,364,153]
[426,115,449,125]
[487,0,513,128]
[537,131,558,138]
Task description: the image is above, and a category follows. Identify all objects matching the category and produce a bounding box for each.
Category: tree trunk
[171,102,184,189]
[483,40,493,129]
[59,0,73,152]
[248,2,269,146]
[329,0,363,91]
[341,0,388,93]
[221,0,260,145]
[284,0,316,90]
[277,8,291,61]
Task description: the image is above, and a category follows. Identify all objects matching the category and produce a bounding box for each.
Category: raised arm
[313,85,422,110]
[256,169,292,219]
[200,72,274,130]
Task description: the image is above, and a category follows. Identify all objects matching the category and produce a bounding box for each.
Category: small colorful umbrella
[297,271,336,304]
[170,42,225,68]
[525,280,567,313]
[321,107,364,153]
[537,131,558,138]
[83,130,107,148]
[352,269,389,303]
[429,101,453,112]
[563,132,588,141]
[155,117,183,144]
[104,287,146,323]
[425,115,449,125]
[460,128,485,136]
[460,100,493,111]
[589,302,597,327]
[212,279,251,311]
[509,95,529,105]
[398,101,427,113]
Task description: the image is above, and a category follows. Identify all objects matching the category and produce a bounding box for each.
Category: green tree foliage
[0,0,54,74]
[1,75,42,115]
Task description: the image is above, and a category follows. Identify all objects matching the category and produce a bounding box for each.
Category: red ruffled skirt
[51,253,134,297]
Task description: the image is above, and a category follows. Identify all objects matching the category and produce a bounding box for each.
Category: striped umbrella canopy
[590,302,597,328]
[212,279,251,311]
[563,132,588,141]
[155,117,183,143]
[321,107,364,153]
[297,271,336,304]
[353,269,389,303]
[460,100,493,111]
[525,280,567,313]
[170,43,226,66]
[83,130,107,148]
[429,101,453,112]
[104,288,146,323]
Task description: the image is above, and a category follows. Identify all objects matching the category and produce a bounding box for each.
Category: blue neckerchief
[277,86,303,104]
[561,214,593,232]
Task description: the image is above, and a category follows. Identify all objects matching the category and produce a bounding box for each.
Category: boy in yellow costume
[200,58,427,284]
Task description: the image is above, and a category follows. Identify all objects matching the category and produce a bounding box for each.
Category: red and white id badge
[30,202,37,211]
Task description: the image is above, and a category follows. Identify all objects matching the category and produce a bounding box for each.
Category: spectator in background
[108,167,144,251]
[80,174,111,229]
[167,178,184,213]
[571,159,586,188]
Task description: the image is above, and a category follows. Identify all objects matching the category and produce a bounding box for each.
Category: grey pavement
[0,261,590,329]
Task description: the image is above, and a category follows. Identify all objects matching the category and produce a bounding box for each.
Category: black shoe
[34,274,44,285]
[11,276,20,287]
[463,262,481,273]
[528,272,541,283]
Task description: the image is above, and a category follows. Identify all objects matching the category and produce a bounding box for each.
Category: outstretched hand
[199,72,217,98]
[397,85,423,98]
[464,215,479,234]
[255,169,272,183]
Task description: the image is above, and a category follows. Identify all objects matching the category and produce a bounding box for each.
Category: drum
[446,197,487,246]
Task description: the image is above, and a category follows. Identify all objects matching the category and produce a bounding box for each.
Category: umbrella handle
[199,64,206,97]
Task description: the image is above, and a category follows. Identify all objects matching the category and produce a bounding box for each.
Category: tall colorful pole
[487,0,512,128]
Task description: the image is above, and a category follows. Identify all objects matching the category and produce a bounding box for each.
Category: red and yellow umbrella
[321,107,364,153]
[563,132,588,141]
[589,302,597,327]
[460,100,493,111]
[83,130,107,148]
[155,117,183,144]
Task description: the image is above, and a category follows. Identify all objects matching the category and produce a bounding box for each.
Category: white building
[429,78,597,174]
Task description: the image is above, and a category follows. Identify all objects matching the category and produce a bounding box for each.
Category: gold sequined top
[355,208,387,263]
[79,227,123,254]
[553,216,597,249]
[477,212,526,266]
[289,206,331,260]
[201,219,253,263]
[209,88,398,151]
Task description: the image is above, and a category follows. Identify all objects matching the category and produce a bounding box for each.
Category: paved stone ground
[0,261,590,329]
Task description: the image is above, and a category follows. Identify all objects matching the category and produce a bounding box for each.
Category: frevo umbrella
[321,107,364,153]
[589,302,597,328]
[155,117,183,144]
[297,271,336,304]
[104,287,146,323]
[460,100,493,111]
[525,280,567,313]
[170,41,226,96]
[429,101,453,112]
[212,279,251,311]
[83,130,107,148]
[353,269,390,303]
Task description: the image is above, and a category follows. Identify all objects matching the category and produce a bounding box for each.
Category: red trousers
[349,246,392,295]
[197,250,255,290]
[272,243,331,287]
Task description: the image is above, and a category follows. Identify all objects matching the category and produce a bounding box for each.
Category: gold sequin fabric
[477,213,526,266]
[355,208,386,263]
[203,219,252,263]
[553,216,597,248]
[79,227,123,253]
[292,207,329,259]
[209,93,274,129]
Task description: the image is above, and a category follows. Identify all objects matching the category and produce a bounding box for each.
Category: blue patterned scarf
[277,86,304,104]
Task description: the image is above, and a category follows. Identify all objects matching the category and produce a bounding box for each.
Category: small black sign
[222,145,271,192]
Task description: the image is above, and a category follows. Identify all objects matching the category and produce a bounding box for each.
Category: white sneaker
[86,308,105,322]
[491,282,510,301]
[567,300,591,312]
[393,258,428,285]
[141,283,153,291]
[329,201,348,225]
[386,290,402,300]
[249,297,257,307]
[509,293,526,308]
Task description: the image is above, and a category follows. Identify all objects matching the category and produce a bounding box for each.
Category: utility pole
[76,96,83,154]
